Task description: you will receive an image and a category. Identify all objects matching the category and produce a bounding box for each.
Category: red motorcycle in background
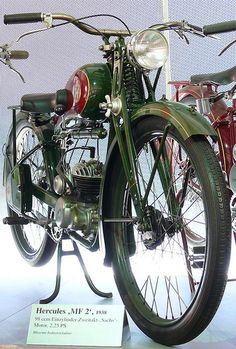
[170,21,236,241]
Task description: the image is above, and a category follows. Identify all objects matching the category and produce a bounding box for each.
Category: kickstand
[40,236,113,304]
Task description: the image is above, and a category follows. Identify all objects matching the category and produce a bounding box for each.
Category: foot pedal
[3,216,29,225]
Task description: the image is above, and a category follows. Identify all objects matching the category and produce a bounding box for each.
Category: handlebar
[9,50,29,59]
[0,45,29,82]
[4,13,43,24]
[4,11,236,42]
[3,12,204,38]
[0,46,29,60]
[203,20,236,35]
[4,12,133,37]
[185,23,202,33]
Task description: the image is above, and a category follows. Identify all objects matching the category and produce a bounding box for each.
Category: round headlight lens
[127,29,169,70]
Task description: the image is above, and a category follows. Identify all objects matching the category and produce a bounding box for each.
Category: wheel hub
[140,206,175,250]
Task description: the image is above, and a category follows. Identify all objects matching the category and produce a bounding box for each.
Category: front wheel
[109,116,231,345]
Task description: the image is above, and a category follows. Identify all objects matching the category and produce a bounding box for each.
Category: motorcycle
[1,12,232,345]
[170,20,236,242]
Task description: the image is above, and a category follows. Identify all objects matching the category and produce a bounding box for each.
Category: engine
[72,159,103,202]
[54,159,103,239]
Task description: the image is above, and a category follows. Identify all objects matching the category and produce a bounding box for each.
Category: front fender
[100,100,217,266]
[132,100,217,140]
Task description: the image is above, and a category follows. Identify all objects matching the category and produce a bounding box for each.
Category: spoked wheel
[109,116,231,345]
[6,118,57,266]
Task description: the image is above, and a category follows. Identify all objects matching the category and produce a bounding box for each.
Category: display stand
[40,235,113,304]
[30,236,130,347]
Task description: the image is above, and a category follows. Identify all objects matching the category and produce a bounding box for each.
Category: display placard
[27,304,128,347]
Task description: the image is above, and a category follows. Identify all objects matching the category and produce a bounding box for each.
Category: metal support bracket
[40,235,112,304]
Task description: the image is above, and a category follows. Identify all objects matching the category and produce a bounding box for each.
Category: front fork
[107,38,178,223]
[112,103,177,223]
[111,99,142,217]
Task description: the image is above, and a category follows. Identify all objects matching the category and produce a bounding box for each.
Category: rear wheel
[110,116,231,345]
[5,117,57,266]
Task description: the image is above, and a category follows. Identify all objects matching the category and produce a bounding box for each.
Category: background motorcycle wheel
[109,116,231,345]
[5,116,57,266]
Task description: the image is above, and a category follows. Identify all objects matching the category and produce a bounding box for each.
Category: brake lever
[0,43,25,82]
[173,29,189,44]
[181,21,205,37]
[16,26,50,43]
[181,20,220,39]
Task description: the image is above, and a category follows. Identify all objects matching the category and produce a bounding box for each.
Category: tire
[109,116,231,345]
[5,117,57,266]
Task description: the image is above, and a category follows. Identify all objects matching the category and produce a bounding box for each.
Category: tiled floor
[0,217,236,349]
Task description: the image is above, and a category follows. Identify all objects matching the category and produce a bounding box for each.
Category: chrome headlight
[127,29,169,70]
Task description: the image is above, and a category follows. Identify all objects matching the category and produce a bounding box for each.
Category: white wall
[0,0,235,129]
[169,0,235,81]
[0,0,235,261]
[0,0,234,135]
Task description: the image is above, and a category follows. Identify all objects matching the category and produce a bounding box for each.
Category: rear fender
[175,85,229,119]
[100,100,217,266]
[175,85,231,175]
[174,84,207,101]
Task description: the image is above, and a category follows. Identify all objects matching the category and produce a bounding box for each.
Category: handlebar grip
[10,50,29,59]
[4,13,43,25]
[203,20,236,35]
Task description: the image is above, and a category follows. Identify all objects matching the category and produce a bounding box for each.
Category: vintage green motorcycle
[2,13,231,345]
